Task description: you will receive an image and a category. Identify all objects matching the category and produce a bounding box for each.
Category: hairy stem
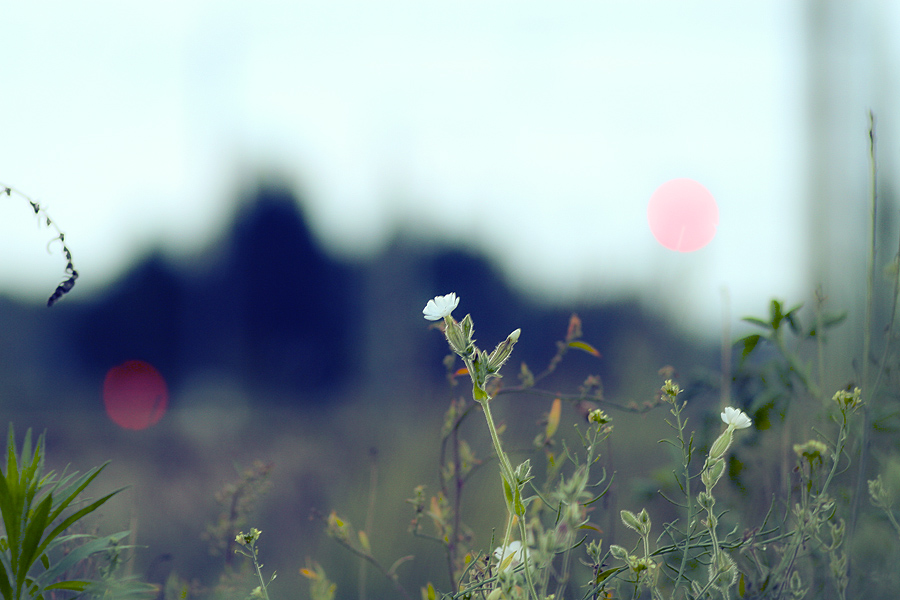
[478,397,538,600]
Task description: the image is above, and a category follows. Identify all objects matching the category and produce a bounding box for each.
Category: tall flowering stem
[660,380,695,596]
[234,529,274,600]
[697,406,752,595]
[424,294,537,600]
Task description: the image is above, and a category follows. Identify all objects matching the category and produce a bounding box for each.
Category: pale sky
[1,2,813,338]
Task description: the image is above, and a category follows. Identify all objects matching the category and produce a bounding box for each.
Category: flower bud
[833,387,862,413]
[829,518,845,549]
[620,508,651,537]
[709,428,733,460]
[487,329,521,373]
[469,350,491,398]
[697,491,715,511]
[459,314,475,352]
[609,544,629,561]
[708,552,738,591]
[588,408,611,425]
[702,457,726,490]
[869,474,893,509]
[514,459,532,484]
[661,379,682,402]
[586,539,604,563]
[445,317,471,357]
[327,512,351,542]
[793,439,828,461]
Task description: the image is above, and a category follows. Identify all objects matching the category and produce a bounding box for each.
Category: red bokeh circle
[647,178,719,252]
[103,360,168,430]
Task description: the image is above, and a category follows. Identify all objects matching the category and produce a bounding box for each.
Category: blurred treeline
[0,179,719,599]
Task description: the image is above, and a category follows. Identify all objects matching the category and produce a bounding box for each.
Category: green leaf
[502,477,514,511]
[36,487,125,562]
[741,317,770,330]
[6,424,20,497]
[34,531,130,590]
[45,579,91,592]
[0,427,129,600]
[83,576,160,600]
[785,313,802,335]
[46,463,110,523]
[17,493,52,592]
[810,310,849,336]
[769,299,784,330]
[823,311,847,328]
[783,301,804,335]
[568,341,601,358]
[514,488,525,517]
[785,302,804,315]
[0,554,13,600]
[737,334,761,362]
[595,566,624,585]
[545,398,561,440]
[17,430,33,484]
[0,474,19,562]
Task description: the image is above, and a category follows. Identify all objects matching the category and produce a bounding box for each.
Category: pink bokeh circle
[103,360,168,430]
[647,178,718,252]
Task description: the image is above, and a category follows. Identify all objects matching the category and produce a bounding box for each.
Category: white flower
[493,540,525,572]
[721,406,752,430]
[423,292,459,321]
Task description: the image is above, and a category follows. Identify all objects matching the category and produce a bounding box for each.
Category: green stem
[672,404,694,598]
[882,506,900,540]
[703,479,726,595]
[706,511,720,557]
[478,398,515,483]
[821,412,849,496]
[477,396,538,600]
[851,110,878,542]
[250,547,271,600]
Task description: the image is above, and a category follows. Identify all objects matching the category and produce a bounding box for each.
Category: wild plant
[204,461,274,568]
[0,425,137,599]
[150,461,275,600]
[233,529,276,600]
[281,274,900,600]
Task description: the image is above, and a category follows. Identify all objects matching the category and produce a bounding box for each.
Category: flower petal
[721,406,752,429]
[423,292,460,320]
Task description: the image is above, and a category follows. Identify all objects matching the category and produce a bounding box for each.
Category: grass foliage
[0,425,146,599]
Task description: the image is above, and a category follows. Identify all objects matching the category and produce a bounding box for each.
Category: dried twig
[1,183,79,306]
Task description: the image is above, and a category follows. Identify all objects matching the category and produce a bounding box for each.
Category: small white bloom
[423,292,460,321]
[493,540,525,572]
[721,406,752,430]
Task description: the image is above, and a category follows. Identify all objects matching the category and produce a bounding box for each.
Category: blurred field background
[1,183,722,597]
[3,1,900,598]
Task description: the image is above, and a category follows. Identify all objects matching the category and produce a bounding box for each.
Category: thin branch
[1,183,79,306]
